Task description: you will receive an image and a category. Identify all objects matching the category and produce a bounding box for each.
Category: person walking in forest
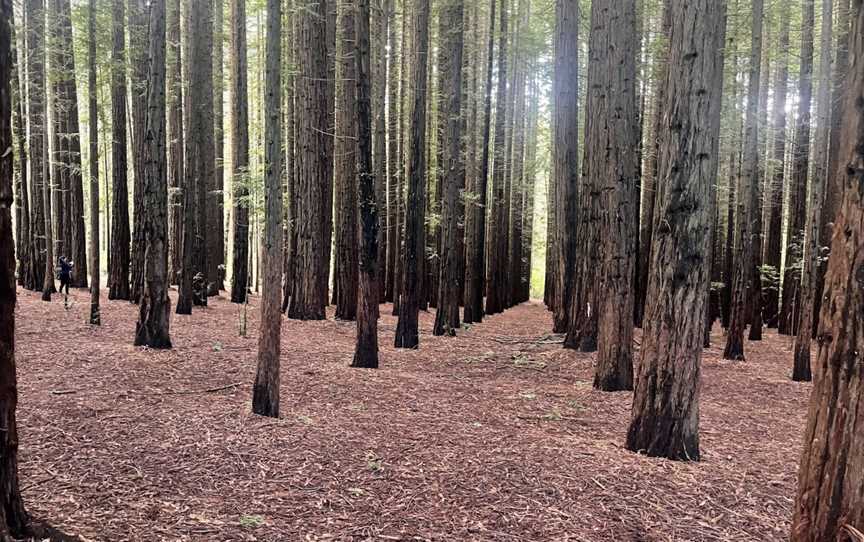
[58,256,73,296]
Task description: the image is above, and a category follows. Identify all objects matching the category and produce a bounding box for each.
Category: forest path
[15,287,808,541]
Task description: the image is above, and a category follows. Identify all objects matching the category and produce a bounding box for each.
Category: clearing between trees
[17,288,807,541]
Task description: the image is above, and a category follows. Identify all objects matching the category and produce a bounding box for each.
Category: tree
[253,0,283,417]
[432,0,464,337]
[463,0,495,324]
[626,0,726,461]
[723,0,763,361]
[288,0,330,319]
[372,0,389,298]
[778,0,815,336]
[0,0,30,534]
[394,0,430,349]
[108,0,131,301]
[762,6,790,328]
[229,0,250,304]
[352,0,380,368]
[11,20,33,292]
[166,0,184,286]
[550,0,578,333]
[177,0,215,314]
[484,0,509,316]
[88,0,100,326]
[334,0,359,321]
[591,0,639,391]
[129,0,149,304]
[134,0,171,349]
[790,4,863,537]
[384,0,400,304]
[211,0,226,293]
[792,0,833,382]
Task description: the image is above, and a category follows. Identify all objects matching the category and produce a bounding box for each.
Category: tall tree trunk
[591,0,638,391]
[463,0,495,324]
[0,0,29,530]
[626,0,726,462]
[792,0,833,382]
[507,0,528,307]
[11,21,32,291]
[229,0,250,304]
[166,0,183,287]
[281,0,295,313]
[521,73,539,303]
[334,0,359,321]
[288,0,329,319]
[778,0,815,336]
[253,0,283,416]
[550,0,578,333]
[134,0,172,348]
[211,0,225,293]
[432,0,464,337]
[635,1,671,329]
[391,3,409,316]
[373,0,389,299]
[484,0,508,316]
[763,6,790,328]
[384,0,399,304]
[394,0,430,348]
[128,0,148,304]
[723,0,763,361]
[88,0,100,325]
[352,0,380,368]
[24,0,47,296]
[813,0,852,335]
[178,0,214,314]
[108,0,131,300]
[790,3,864,536]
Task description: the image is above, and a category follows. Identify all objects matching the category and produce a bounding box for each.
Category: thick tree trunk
[432,0,464,337]
[229,0,251,304]
[334,0,359,321]
[506,0,528,307]
[762,7,790,328]
[778,0,815,337]
[723,0,763,361]
[253,0,283,416]
[11,22,32,291]
[166,0,184,287]
[792,0,833,382]
[394,0,430,348]
[790,4,864,536]
[591,0,638,392]
[134,0,172,349]
[352,0,380,368]
[288,0,329,319]
[0,1,30,529]
[550,0,578,325]
[108,0,131,300]
[463,0,495,324]
[813,0,852,335]
[128,0,148,304]
[626,0,726,461]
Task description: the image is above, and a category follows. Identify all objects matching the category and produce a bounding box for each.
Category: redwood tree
[0,0,30,534]
[790,4,864,537]
[626,0,726,461]
[591,0,639,391]
[394,0,430,349]
[88,0,100,325]
[550,0,578,334]
[134,0,171,349]
[108,0,131,301]
[253,0,283,417]
[352,0,380,368]
[229,0,250,304]
[432,0,464,337]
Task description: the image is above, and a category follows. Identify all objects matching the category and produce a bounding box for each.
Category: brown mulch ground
[15,286,810,542]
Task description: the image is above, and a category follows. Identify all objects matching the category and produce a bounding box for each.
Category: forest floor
[15,286,809,542]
